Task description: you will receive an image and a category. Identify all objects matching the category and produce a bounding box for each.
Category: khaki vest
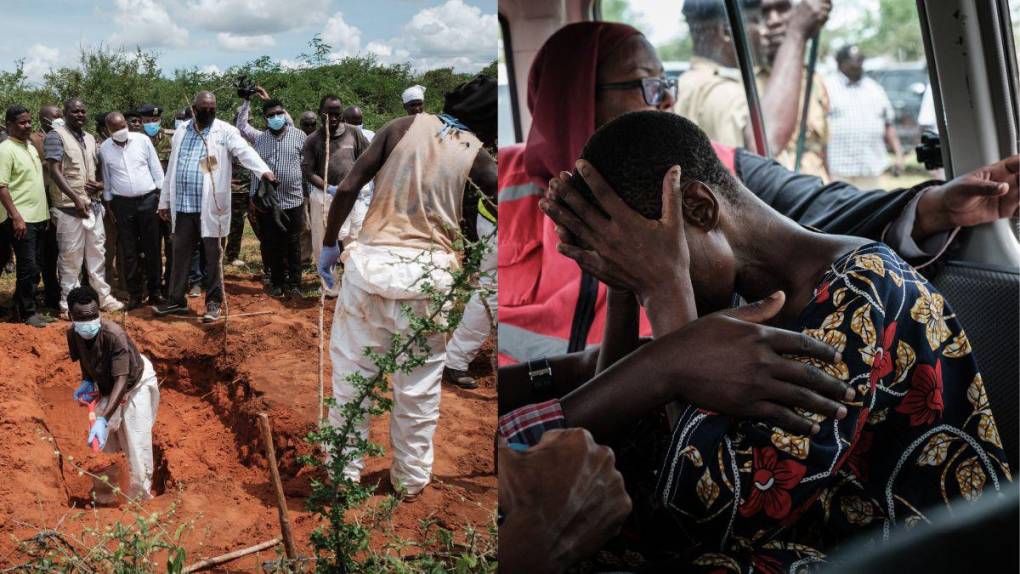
[359,114,482,254]
[48,125,97,209]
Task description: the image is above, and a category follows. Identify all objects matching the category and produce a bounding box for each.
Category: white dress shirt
[99,132,165,199]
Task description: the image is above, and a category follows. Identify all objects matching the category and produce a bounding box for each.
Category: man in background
[243,97,307,298]
[154,91,273,322]
[139,104,176,297]
[339,105,375,246]
[402,85,426,115]
[99,112,164,310]
[301,94,369,296]
[45,98,123,318]
[343,106,375,141]
[0,105,56,327]
[825,44,903,188]
[124,110,143,133]
[298,111,318,136]
[29,104,63,311]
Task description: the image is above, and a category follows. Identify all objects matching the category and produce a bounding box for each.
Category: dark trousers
[225,193,248,262]
[111,191,162,301]
[160,218,173,296]
[257,205,304,289]
[38,220,59,307]
[169,213,222,307]
[189,242,207,288]
[3,219,47,318]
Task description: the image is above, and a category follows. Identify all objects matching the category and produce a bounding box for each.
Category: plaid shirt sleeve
[498,399,567,448]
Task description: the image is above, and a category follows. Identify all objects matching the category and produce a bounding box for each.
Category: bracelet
[527,358,553,399]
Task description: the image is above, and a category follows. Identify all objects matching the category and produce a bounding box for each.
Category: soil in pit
[0,272,496,571]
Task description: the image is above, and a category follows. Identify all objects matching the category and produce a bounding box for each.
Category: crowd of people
[0,74,498,508]
[494,8,1018,573]
[673,0,906,187]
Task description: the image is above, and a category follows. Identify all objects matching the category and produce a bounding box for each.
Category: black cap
[137,103,162,117]
[683,0,761,22]
[124,110,141,120]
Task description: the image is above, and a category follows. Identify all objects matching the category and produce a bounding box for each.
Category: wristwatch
[527,358,553,399]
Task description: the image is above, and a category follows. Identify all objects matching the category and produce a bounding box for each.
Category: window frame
[500,13,524,144]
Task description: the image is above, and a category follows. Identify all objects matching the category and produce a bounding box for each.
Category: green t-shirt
[0,138,47,224]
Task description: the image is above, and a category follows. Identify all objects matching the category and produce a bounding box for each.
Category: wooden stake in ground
[318,117,332,425]
[182,537,281,573]
[257,412,297,559]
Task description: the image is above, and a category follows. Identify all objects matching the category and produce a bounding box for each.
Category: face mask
[51,118,65,128]
[194,108,216,125]
[143,121,160,136]
[111,128,129,143]
[266,114,286,131]
[73,318,101,339]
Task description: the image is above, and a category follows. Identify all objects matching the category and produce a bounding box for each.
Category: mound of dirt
[0,272,496,570]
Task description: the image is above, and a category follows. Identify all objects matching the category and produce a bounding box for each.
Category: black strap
[567,271,600,353]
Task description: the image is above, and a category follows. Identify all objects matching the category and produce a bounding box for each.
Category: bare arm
[744,0,830,154]
[235,99,260,144]
[0,185,24,238]
[98,375,129,420]
[885,122,903,172]
[497,348,600,415]
[302,137,326,191]
[595,289,640,374]
[321,118,414,246]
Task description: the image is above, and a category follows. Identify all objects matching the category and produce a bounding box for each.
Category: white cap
[401,85,426,104]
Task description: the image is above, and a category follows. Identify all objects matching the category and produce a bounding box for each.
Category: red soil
[0,272,496,571]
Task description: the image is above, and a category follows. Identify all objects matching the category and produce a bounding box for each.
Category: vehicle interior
[499,0,1018,565]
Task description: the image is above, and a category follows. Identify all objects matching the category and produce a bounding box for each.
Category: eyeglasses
[596,76,677,106]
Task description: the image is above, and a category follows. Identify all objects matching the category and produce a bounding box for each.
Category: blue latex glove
[88,416,109,449]
[318,244,341,290]
[73,379,96,403]
[325,184,338,197]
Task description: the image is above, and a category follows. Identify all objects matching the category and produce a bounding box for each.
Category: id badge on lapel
[199,155,219,173]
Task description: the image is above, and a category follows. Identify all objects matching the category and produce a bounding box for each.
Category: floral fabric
[657,242,1011,572]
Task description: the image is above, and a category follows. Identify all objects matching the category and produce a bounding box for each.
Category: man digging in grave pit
[318,75,496,500]
[66,285,160,504]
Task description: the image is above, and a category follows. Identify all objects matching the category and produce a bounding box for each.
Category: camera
[236,76,257,99]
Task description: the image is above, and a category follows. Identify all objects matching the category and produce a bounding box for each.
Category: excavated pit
[0,274,496,568]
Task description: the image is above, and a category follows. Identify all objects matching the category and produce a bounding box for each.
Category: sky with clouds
[0,0,497,84]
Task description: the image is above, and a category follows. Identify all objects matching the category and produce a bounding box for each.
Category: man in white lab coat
[153,91,274,322]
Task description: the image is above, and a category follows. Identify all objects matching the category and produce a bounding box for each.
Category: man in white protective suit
[66,285,160,504]
[318,75,496,499]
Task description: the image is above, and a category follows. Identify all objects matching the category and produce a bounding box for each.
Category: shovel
[79,392,101,453]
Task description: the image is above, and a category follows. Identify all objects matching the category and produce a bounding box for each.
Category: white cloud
[22,44,59,84]
[321,11,362,59]
[355,0,497,72]
[217,32,276,52]
[279,58,310,70]
[400,0,497,71]
[201,64,221,75]
[184,0,328,34]
[108,0,189,48]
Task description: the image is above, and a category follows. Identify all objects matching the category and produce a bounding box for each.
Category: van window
[806,1,930,187]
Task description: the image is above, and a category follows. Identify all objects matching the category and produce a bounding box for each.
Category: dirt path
[0,272,496,571]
